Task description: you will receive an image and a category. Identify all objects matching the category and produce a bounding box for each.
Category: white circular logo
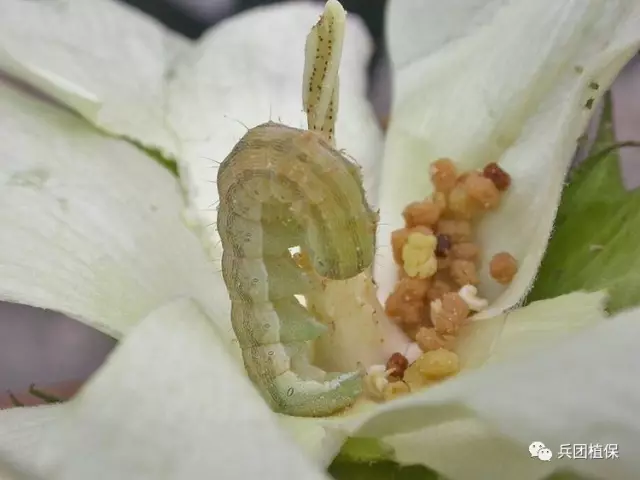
[538,448,553,461]
[529,442,545,457]
[529,442,553,461]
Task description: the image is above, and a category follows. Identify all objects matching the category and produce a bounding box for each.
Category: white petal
[0,299,330,480]
[0,405,61,477]
[0,292,607,477]
[0,0,188,157]
[373,293,609,480]
[345,297,640,480]
[0,80,232,345]
[278,415,349,467]
[167,2,383,255]
[278,291,608,469]
[376,0,640,312]
[456,290,609,369]
[382,417,555,480]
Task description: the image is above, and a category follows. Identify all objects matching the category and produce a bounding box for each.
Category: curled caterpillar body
[217,121,377,416]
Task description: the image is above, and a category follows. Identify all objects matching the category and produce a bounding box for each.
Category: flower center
[368,159,518,400]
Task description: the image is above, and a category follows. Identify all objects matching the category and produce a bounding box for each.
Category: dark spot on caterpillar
[287,387,294,397]
[584,98,594,109]
[268,350,274,356]
[251,278,259,285]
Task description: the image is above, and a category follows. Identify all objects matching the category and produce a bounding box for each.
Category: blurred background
[126,0,393,120]
[124,0,387,56]
[1,0,639,403]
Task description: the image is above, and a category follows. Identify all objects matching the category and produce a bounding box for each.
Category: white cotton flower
[0,0,638,479]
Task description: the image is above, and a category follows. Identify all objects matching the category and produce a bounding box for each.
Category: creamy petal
[0,300,330,480]
[376,0,640,314]
[382,417,555,480]
[278,415,349,467]
[0,292,608,478]
[284,292,608,470]
[0,405,63,479]
[167,2,383,257]
[0,0,188,157]
[456,290,609,369]
[346,298,640,480]
[0,80,232,345]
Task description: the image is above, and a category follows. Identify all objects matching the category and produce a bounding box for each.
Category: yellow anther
[401,232,438,278]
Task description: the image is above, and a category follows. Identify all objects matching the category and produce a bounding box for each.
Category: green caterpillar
[216,0,384,417]
[216,121,377,416]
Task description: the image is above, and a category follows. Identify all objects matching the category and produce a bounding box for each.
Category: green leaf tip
[333,437,396,463]
[329,460,441,480]
[528,93,640,313]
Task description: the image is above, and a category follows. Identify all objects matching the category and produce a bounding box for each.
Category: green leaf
[328,462,592,480]
[527,93,640,312]
[333,437,395,463]
[329,461,440,480]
